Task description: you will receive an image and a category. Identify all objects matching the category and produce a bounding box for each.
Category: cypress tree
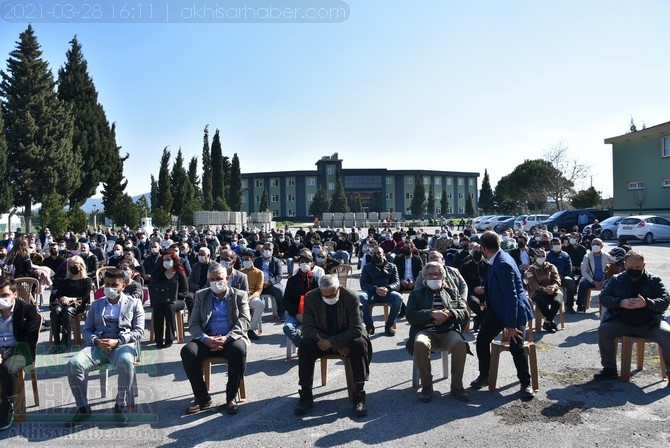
[1,25,76,231]
[441,187,449,215]
[150,175,158,213]
[329,171,349,213]
[309,186,330,219]
[170,148,189,217]
[210,129,227,210]
[479,169,494,214]
[465,196,475,216]
[227,153,242,211]
[0,111,12,213]
[259,187,269,212]
[100,124,128,222]
[201,126,213,210]
[426,184,436,215]
[156,147,173,215]
[58,36,115,209]
[410,175,426,217]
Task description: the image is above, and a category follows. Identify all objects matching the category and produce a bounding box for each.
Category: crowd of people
[0,219,668,431]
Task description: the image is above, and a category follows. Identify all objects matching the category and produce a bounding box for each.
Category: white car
[583,215,623,240]
[519,214,550,232]
[472,215,495,231]
[481,215,514,231]
[617,215,670,244]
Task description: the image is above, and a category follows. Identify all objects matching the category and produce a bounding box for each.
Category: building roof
[604,120,670,144]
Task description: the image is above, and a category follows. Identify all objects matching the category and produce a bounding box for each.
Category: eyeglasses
[425,272,442,279]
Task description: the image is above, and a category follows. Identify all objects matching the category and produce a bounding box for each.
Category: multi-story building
[241,153,479,221]
[605,121,670,215]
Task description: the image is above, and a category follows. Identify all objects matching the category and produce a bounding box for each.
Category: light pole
[92,206,98,229]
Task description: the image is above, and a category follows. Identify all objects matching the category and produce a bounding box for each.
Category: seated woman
[50,256,92,351]
[151,249,188,348]
[524,248,562,333]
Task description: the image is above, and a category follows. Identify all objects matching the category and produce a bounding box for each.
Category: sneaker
[550,321,559,331]
[366,326,375,336]
[185,397,212,414]
[451,389,471,402]
[0,401,14,431]
[520,385,534,400]
[385,327,396,337]
[294,390,314,416]
[247,330,260,341]
[470,375,489,390]
[419,386,433,403]
[65,405,91,428]
[542,322,557,334]
[353,391,367,417]
[113,404,128,427]
[593,368,619,381]
[398,303,407,319]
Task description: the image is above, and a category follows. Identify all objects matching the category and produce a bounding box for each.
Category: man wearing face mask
[565,232,587,284]
[406,262,471,403]
[332,233,354,265]
[181,263,250,415]
[509,234,537,276]
[187,248,215,315]
[546,237,577,313]
[66,269,144,427]
[394,240,424,293]
[358,247,403,336]
[254,242,285,320]
[43,242,66,283]
[459,243,489,332]
[295,275,371,417]
[0,277,40,431]
[283,252,319,347]
[142,241,162,283]
[594,250,670,383]
[284,235,304,276]
[576,238,607,313]
[239,250,265,340]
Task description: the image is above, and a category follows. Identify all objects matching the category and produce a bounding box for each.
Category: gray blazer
[188,287,250,347]
[82,293,145,347]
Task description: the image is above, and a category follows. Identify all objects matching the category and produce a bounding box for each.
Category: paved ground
[3,231,670,447]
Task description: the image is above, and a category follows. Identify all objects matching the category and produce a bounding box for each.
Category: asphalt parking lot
[3,231,670,447]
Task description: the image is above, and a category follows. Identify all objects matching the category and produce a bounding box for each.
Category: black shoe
[451,388,471,402]
[247,330,260,341]
[593,368,619,381]
[470,375,489,390]
[551,321,559,331]
[353,391,367,417]
[294,390,314,416]
[566,307,576,314]
[113,404,128,427]
[366,326,375,336]
[164,340,173,349]
[398,303,407,319]
[0,401,14,431]
[156,341,164,349]
[65,405,92,427]
[185,397,212,414]
[385,326,396,337]
[542,322,557,334]
[577,306,585,313]
[225,400,239,415]
[520,385,534,401]
[419,386,433,403]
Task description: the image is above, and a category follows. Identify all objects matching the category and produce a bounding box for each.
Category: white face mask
[299,263,311,273]
[210,280,226,294]
[592,245,602,254]
[114,250,122,257]
[242,260,252,269]
[536,257,546,265]
[198,255,208,264]
[441,233,448,238]
[104,287,120,299]
[552,245,561,253]
[0,297,13,310]
[426,279,442,290]
[502,236,509,242]
[322,295,339,305]
[163,260,174,270]
[569,238,577,245]
[263,250,271,258]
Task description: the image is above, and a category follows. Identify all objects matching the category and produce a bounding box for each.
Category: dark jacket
[459,259,489,300]
[600,270,670,325]
[360,261,400,296]
[509,247,537,270]
[8,299,41,362]
[394,254,424,286]
[284,271,318,318]
[253,256,283,286]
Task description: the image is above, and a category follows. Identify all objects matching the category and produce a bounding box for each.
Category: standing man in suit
[180,263,250,415]
[470,231,535,400]
[0,277,40,431]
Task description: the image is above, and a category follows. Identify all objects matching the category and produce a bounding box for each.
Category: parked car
[583,215,623,240]
[513,215,527,230]
[520,214,550,232]
[494,216,517,233]
[472,215,495,231]
[483,215,514,231]
[617,215,670,244]
[536,209,611,233]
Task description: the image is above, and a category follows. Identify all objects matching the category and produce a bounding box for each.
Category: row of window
[628,179,670,190]
[248,175,477,189]
[250,178,313,189]
[398,192,473,200]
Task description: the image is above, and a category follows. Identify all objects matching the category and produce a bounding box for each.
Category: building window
[327,166,334,175]
[288,209,296,217]
[628,181,646,190]
[436,192,441,199]
[406,192,414,199]
[458,206,464,214]
[446,178,452,186]
[270,178,279,187]
[255,195,262,203]
[309,194,315,201]
[407,176,414,185]
[436,207,441,214]
[662,179,670,188]
[255,179,263,188]
[271,194,279,203]
[458,193,464,199]
[328,182,334,191]
[386,193,393,200]
[287,194,296,202]
[435,178,441,185]
[423,176,430,185]
[307,177,316,186]
[287,178,295,187]
[469,192,474,199]
[448,206,453,214]
[469,178,475,186]
[663,136,670,157]
[386,176,393,185]
[241,180,248,189]
[458,178,464,186]
[241,196,247,204]
[447,193,452,199]
[272,210,279,217]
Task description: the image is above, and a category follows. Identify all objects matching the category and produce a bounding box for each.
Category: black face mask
[518,242,526,248]
[627,268,644,280]
[403,248,411,257]
[69,266,80,275]
[372,255,383,264]
[50,249,58,256]
[472,252,483,262]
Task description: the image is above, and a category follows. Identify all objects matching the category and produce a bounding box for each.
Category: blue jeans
[283,313,302,347]
[330,251,350,264]
[358,290,403,330]
[577,277,598,308]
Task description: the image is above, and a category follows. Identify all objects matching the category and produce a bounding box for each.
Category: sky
[1,0,670,203]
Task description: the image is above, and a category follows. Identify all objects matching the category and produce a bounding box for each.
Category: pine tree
[136,195,150,218]
[465,196,475,216]
[227,153,242,211]
[201,126,213,210]
[259,187,269,212]
[1,25,76,231]
[58,36,115,209]
[309,186,330,219]
[210,129,228,210]
[150,175,158,213]
[113,193,141,229]
[223,155,231,204]
[156,147,173,215]
[329,171,349,213]
[349,193,362,213]
[410,175,426,217]
[170,148,191,217]
[188,156,201,200]
[0,111,12,213]
[100,124,128,222]
[479,169,494,214]
[426,184,435,215]
[440,187,449,215]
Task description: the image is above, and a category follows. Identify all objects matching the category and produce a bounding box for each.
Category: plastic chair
[286,335,297,361]
[329,264,353,289]
[620,336,668,382]
[202,357,247,402]
[368,302,396,330]
[533,291,565,332]
[95,266,116,289]
[319,353,355,400]
[488,320,539,392]
[147,283,184,343]
[14,314,42,420]
[411,349,450,390]
[14,277,39,305]
[97,339,142,408]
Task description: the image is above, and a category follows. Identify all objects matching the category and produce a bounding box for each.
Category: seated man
[525,249,562,333]
[254,242,285,320]
[180,263,250,415]
[358,247,403,336]
[594,250,670,383]
[546,236,576,312]
[187,247,216,314]
[458,244,488,332]
[331,232,353,265]
[294,275,371,417]
[66,269,145,427]
[406,261,471,403]
[394,240,424,292]
[283,252,318,347]
[576,238,607,312]
[239,250,265,340]
[0,277,40,431]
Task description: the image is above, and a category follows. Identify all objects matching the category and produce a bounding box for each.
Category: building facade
[605,121,670,215]
[241,153,479,221]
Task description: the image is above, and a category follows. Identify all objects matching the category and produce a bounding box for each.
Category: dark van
[534,208,612,232]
